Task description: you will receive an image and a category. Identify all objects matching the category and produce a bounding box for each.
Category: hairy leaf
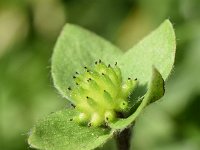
[119,20,176,84]
[28,109,112,150]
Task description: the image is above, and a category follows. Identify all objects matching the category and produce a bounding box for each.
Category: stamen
[88,123,91,127]
[71,103,76,108]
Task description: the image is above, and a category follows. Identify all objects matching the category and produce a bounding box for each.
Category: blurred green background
[0,0,200,150]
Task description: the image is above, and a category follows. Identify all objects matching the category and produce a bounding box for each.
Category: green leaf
[109,67,165,130]
[119,20,176,84]
[52,24,122,99]
[28,109,113,150]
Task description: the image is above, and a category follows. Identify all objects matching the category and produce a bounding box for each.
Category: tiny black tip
[108,64,111,67]
[88,123,91,127]
[115,62,117,66]
[99,59,101,63]
[106,117,108,121]
[86,96,89,99]
[95,61,98,64]
[73,76,76,79]
[71,103,76,108]
[75,72,79,74]
[84,66,87,69]
[102,73,104,75]
[128,77,131,80]
[68,87,71,90]
[76,82,79,85]
[134,78,138,81]
[69,118,73,121]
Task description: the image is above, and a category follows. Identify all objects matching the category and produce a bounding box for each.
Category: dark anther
[86,96,89,99]
[84,66,87,69]
[106,117,109,121]
[88,123,91,127]
[115,62,117,66]
[123,102,125,105]
[128,77,131,80]
[108,64,111,67]
[87,78,92,82]
[71,103,76,108]
[73,76,76,79]
[134,78,138,81]
[102,73,105,75]
[103,90,106,92]
[76,82,79,85]
[69,118,73,121]
[95,61,98,64]
[87,70,90,72]
[75,72,79,74]
[99,59,102,63]
[68,87,71,90]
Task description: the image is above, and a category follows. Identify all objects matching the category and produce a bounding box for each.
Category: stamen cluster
[68,60,138,127]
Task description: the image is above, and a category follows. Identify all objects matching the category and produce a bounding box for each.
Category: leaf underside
[29,19,176,150]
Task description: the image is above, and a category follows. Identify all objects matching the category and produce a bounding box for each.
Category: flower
[68,60,138,127]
